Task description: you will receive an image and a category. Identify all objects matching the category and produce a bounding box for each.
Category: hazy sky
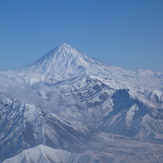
[0,0,162,72]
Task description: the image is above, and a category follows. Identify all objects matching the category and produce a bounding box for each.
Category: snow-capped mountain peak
[1,43,162,90]
[7,43,113,84]
[25,42,87,71]
[12,43,93,82]
[37,42,85,61]
[0,43,163,163]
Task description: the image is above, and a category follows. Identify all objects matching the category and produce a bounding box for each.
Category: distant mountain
[0,43,163,162]
[2,43,162,89]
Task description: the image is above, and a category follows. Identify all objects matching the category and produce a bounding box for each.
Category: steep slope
[2,92,163,163]
[0,92,93,162]
[3,142,163,163]
[3,145,100,163]
[0,74,162,143]
[14,43,88,83]
[0,43,162,109]
[9,43,113,84]
[0,43,162,141]
[1,43,162,90]
[0,43,163,162]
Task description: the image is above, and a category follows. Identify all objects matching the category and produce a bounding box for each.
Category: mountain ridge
[0,43,163,163]
[1,43,162,90]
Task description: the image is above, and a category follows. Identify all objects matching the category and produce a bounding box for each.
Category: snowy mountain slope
[0,43,162,142]
[1,43,162,90]
[0,92,94,162]
[1,92,163,163]
[3,134,163,163]
[0,86,162,162]
[0,43,162,114]
[0,92,25,161]
[0,73,162,143]
[0,43,162,110]
[56,76,163,143]
[3,145,100,163]
[1,91,163,163]
[92,132,163,163]
[0,43,163,162]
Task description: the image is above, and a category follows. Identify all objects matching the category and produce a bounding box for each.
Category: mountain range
[0,43,163,163]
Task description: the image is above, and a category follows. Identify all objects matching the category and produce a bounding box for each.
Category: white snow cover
[0,43,162,110]
[126,104,138,128]
[1,43,162,90]
[3,145,99,163]
[0,43,163,163]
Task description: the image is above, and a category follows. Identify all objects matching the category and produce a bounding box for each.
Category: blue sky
[0,0,162,72]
